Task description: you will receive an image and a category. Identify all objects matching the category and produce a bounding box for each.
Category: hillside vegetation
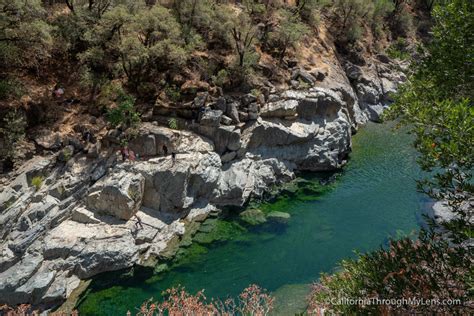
[0,0,431,170]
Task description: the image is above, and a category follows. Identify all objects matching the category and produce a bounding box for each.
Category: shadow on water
[77,122,426,315]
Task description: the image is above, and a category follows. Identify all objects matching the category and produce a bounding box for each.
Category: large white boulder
[86,170,145,220]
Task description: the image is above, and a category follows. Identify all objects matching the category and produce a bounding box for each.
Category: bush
[297,0,331,25]
[168,118,178,130]
[81,4,188,90]
[393,6,413,36]
[136,285,274,315]
[211,69,230,88]
[371,0,395,37]
[308,233,470,314]
[164,84,182,103]
[386,37,410,60]
[331,0,394,44]
[0,78,24,100]
[106,93,140,128]
[0,109,26,159]
[31,176,43,191]
[346,24,363,43]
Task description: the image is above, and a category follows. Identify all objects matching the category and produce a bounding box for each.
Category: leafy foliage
[168,118,178,130]
[268,9,309,61]
[106,92,140,128]
[0,0,53,69]
[1,0,418,99]
[309,232,471,314]
[136,284,274,316]
[386,37,410,60]
[387,0,473,242]
[0,78,24,100]
[0,109,27,159]
[211,69,230,88]
[31,176,44,191]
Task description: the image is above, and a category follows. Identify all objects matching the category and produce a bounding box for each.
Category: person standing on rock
[134,214,143,229]
[129,150,136,162]
[162,144,168,156]
[121,147,129,161]
[171,152,176,165]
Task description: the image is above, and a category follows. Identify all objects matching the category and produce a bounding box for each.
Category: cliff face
[0,46,407,308]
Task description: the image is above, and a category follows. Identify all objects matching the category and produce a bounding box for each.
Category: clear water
[77,122,425,315]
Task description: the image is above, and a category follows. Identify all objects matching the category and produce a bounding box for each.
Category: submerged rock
[266,211,291,223]
[240,209,267,225]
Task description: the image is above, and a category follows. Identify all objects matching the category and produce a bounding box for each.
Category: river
[77,122,425,315]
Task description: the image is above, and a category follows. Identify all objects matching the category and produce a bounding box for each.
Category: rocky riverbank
[0,54,407,309]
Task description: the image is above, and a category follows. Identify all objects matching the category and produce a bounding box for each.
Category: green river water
[77,122,426,315]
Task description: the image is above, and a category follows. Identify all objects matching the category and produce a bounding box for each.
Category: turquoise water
[77,122,425,315]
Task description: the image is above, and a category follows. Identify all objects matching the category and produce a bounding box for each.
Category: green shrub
[128,187,140,202]
[371,0,395,37]
[164,85,182,102]
[250,88,262,98]
[298,78,311,90]
[393,8,413,36]
[331,0,394,44]
[0,0,53,70]
[61,146,73,162]
[268,9,309,61]
[0,79,24,100]
[31,176,43,191]
[168,118,178,130]
[346,24,363,43]
[297,0,331,25]
[106,93,140,128]
[0,80,12,100]
[211,69,230,88]
[308,233,470,314]
[0,110,26,159]
[386,37,410,60]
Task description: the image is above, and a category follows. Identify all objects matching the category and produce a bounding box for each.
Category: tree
[0,0,53,70]
[388,0,473,242]
[81,3,187,90]
[63,0,113,18]
[79,5,132,95]
[370,0,394,37]
[295,0,331,24]
[269,9,309,61]
[331,0,373,43]
[172,0,214,44]
[229,10,258,68]
[106,91,140,128]
[119,5,187,86]
[330,0,394,43]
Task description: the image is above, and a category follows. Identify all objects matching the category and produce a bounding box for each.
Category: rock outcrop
[86,170,145,220]
[0,54,406,309]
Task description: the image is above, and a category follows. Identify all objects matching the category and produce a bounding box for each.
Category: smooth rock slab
[0,253,43,304]
[43,220,139,279]
[86,170,145,220]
